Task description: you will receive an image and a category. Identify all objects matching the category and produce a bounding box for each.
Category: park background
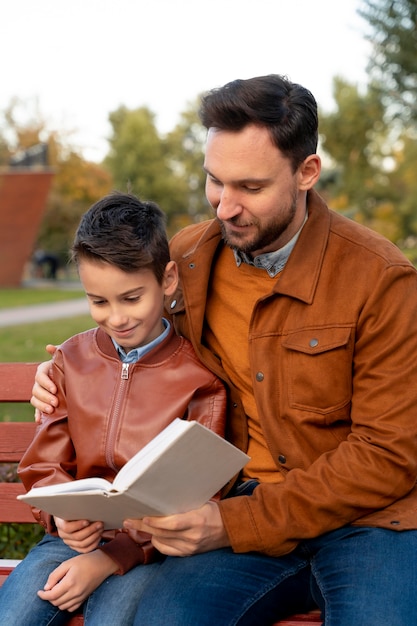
[0,0,416,556]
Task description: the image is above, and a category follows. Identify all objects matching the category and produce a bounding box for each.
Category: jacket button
[278,454,287,464]
[390,520,400,526]
[256,371,264,382]
[309,338,319,348]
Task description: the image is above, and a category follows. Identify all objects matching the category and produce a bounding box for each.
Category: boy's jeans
[0,534,161,626]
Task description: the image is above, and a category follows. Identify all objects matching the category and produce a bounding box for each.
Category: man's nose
[216,189,242,220]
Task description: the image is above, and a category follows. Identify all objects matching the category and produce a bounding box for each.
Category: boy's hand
[55,517,104,553]
[37,551,118,612]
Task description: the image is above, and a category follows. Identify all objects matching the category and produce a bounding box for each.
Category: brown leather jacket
[166,189,417,557]
[19,323,227,573]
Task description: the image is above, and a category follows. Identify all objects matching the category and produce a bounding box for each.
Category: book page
[19,476,112,497]
[113,418,190,490]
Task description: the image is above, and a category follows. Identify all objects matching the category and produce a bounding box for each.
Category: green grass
[0,287,85,308]
[0,315,93,362]
[0,287,93,422]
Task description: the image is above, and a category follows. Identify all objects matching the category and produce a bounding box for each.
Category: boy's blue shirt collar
[111,318,170,363]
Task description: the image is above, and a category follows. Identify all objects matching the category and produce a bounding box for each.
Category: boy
[0,192,226,626]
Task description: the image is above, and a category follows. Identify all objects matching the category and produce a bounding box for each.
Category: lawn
[0,286,85,308]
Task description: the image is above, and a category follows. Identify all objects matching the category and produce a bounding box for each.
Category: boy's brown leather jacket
[19,324,227,573]
[167,189,417,557]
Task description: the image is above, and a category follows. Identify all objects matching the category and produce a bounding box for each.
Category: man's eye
[243,185,261,192]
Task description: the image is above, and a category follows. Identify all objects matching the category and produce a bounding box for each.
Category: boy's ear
[163,261,179,295]
[298,154,321,190]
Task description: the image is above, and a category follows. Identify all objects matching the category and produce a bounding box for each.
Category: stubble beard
[217,191,298,257]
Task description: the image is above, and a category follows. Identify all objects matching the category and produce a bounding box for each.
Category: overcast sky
[1,0,371,162]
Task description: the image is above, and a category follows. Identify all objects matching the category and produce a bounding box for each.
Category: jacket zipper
[105,362,130,471]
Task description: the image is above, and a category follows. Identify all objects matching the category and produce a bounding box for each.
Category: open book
[18,418,249,529]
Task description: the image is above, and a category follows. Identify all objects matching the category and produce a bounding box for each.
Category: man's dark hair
[199,74,318,172]
[71,192,170,284]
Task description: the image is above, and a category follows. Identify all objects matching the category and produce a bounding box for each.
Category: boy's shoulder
[58,327,98,351]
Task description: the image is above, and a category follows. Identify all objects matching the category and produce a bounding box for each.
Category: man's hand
[55,517,104,553]
[31,345,59,421]
[124,501,230,556]
[37,551,118,612]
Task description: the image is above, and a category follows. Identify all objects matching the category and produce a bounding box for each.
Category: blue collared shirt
[232,212,308,277]
[111,318,170,363]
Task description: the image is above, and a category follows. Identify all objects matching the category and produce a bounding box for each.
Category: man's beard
[216,192,297,256]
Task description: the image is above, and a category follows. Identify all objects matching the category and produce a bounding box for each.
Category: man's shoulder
[169,219,220,258]
[328,209,412,266]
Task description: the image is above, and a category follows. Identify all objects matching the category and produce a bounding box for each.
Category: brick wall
[0,170,54,286]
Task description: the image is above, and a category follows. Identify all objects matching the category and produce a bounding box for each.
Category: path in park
[0,298,89,328]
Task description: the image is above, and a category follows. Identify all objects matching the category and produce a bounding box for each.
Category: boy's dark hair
[71,192,170,284]
[199,74,318,172]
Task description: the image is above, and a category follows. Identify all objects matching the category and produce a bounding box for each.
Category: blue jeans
[0,534,162,626]
[132,525,417,625]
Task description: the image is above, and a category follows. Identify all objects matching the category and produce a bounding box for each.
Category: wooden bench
[0,362,322,625]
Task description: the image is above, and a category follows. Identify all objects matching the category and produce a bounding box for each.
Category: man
[32,75,417,625]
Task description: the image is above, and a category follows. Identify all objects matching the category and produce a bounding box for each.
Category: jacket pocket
[282,326,353,415]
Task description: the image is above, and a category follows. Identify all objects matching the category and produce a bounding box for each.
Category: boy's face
[78,259,177,353]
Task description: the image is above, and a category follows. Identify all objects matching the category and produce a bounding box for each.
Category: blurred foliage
[104,99,209,237]
[0,522,44,559]
[359,0,417,126]
[315,0,417,247]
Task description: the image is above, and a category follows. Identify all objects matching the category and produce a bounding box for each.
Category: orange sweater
[205,245,284,483]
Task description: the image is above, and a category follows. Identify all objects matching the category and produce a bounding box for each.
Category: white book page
[113,418,190,490]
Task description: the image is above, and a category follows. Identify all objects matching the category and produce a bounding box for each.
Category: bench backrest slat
[0,363,39,523]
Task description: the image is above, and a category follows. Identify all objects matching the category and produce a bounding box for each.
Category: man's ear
[163,260,179,296]
[298,154,321,190]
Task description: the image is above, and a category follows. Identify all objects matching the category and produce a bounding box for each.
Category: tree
[104,102,211,236]
[353,0,417,249]
[105,106,188,232]
[318,75,417,245]
[163,98,211,233]
[358,0,417,125]
[318,78,390,213]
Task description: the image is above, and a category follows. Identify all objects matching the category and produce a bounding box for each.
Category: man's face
[203,124,305,257]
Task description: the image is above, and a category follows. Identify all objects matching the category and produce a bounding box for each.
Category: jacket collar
[95,324,181,365]
[276,189,330,304]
